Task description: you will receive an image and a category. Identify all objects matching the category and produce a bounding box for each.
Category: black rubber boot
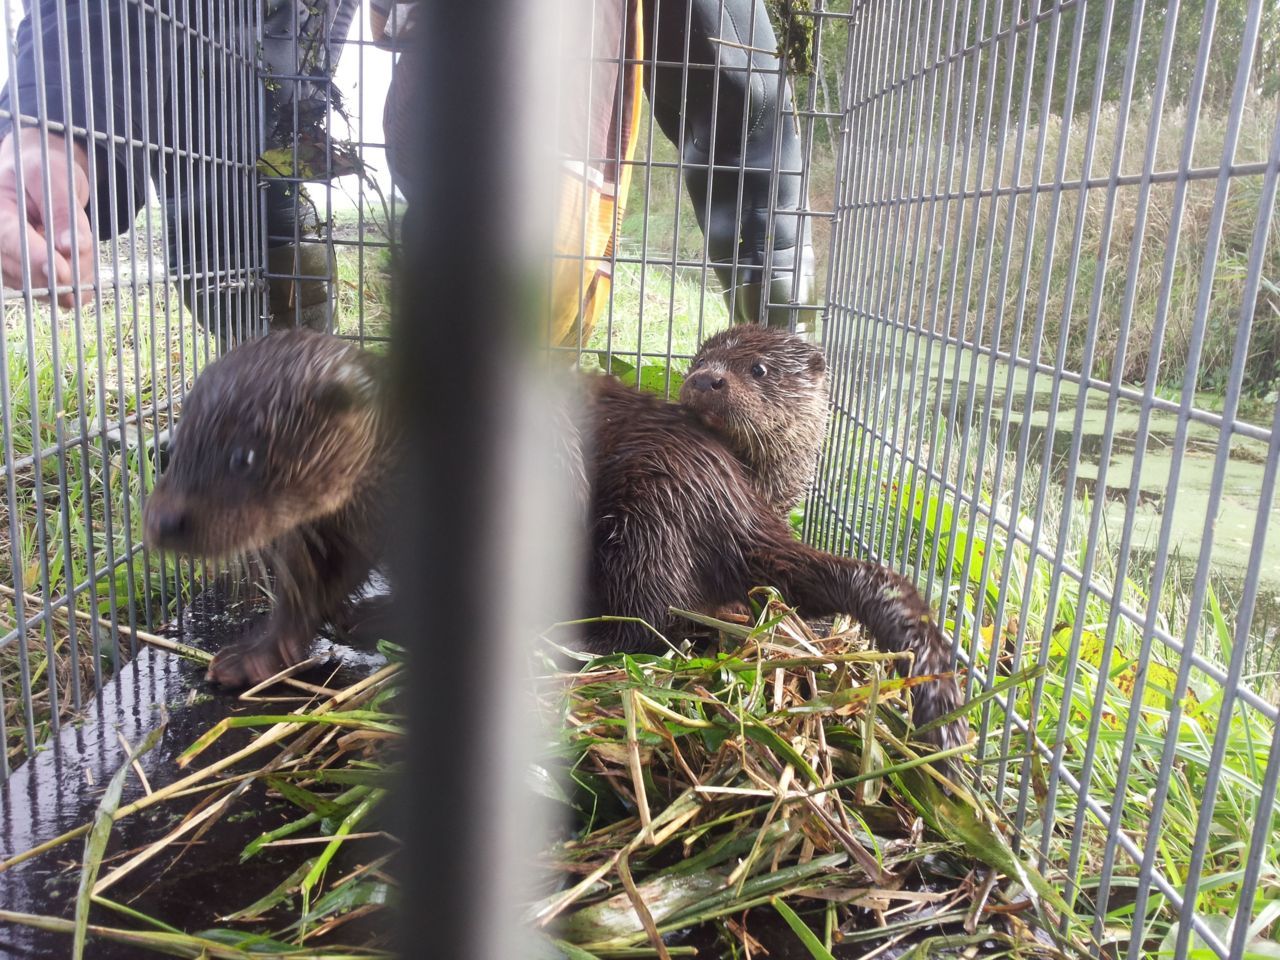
[644,0,817,336]
[167,178,337,350]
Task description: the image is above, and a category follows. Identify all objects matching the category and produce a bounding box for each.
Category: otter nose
[687,371,725,392]
[144,502,190,548]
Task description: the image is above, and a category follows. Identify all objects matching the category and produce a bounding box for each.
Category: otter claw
[206,628,311,687]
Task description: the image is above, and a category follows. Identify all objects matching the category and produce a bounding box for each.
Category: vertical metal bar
[661,0,695,395]
[356,7,367,345]
[1085,0,1220,942]
[896,0,961,593]
[722,0,764,325]
[602,0,630,366]
[692,0,733,346]
[912,0,972,610]
[1052,0,1157,927]
[858,0,916,569]
[883,0,942,574]
[946,0,1024,709]
[999,0,1078,843]
[1065,0,1182,926]
[1032,0,1121,877]
[633,0,663,369]
[575,0,598,371]
[987,0,1059,800]
[12,0,66,742]
[845,0,901,559]
[836,1,897,560]
[48,0,99,715]
[823,1,881,560]
[965,0,1046,767]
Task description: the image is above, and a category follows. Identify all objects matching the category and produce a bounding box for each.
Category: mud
[0,585,392,959]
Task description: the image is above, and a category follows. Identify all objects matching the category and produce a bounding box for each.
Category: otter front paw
[206,623,312,687]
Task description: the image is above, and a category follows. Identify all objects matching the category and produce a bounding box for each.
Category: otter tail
[748,538,968,763]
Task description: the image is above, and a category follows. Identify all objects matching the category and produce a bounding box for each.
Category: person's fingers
[0,129,97,307]
[58,204,96,303]
[25,217,74,307]
[0,216,73,304]
[32,136,94,305]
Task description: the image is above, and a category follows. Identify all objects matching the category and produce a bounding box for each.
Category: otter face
[679,325,830,513]
[680,325,828,450]
[144,330,381,559]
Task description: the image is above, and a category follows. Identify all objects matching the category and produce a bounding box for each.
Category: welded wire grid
[805,0,1280,956]
[552,0,831,381]
[0,0,400,783]
[0,0,264,779]
[260,0,398,347]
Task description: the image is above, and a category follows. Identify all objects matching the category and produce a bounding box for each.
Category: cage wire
[0,0,1278,957]
[803,1,1280,957]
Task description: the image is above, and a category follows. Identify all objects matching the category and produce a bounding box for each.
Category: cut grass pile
[529,597,1074,958]
[0,638,402,959]
[3,576,1275,957]
[3,596,1086,958]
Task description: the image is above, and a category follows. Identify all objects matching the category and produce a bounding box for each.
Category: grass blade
[74,718,166,960]
[770,897,836,960]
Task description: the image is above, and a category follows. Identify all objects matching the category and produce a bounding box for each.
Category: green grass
[807,419,1280,952]
[0,281,204,769]
[329,204,394,345]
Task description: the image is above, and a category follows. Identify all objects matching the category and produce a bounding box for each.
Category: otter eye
[229,447,256,476]
[751,363,768,378]
[691,357,705,370]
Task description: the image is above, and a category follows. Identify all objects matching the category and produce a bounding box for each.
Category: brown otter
[679,325,828,515]
[144,326,965,760]
[143,329,390,687]
[579,328,967,757]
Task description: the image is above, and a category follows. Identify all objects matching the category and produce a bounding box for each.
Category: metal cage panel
[808,1,1280,956]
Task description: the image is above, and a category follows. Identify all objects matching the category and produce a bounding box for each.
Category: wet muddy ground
[0,589,393,959]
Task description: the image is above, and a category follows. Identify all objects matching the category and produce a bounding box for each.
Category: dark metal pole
[392,2,561,956]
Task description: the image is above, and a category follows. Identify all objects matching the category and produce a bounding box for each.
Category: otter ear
[313,380,359,416]
[313,363,377,416]
[807,351,827,376]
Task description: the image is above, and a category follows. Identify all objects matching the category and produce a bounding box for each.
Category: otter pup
[581,329,966,755]
[143,330,390,687]
[145,327,964,758]
[679,325,828,515]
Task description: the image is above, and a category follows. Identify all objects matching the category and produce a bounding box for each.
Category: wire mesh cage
[0,0,398,778]
[803,2,1280,957]
[0,0,1277,956]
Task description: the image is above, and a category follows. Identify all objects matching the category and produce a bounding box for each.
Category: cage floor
[0,586,391,958]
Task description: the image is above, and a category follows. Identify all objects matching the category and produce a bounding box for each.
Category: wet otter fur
[143,330,390,687]
[143,326,965,760]
[580,327,967,757]
[679,325,828,515]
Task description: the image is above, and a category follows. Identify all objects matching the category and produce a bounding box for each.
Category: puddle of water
[844,345,1278,569]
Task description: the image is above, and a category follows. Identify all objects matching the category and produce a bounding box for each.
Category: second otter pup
[583,328,966,756]
[143,330,390,687]
[679,325,828,515]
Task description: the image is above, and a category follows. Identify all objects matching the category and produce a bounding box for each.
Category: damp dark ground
[2,585,1050,959]
[0,588,394,959]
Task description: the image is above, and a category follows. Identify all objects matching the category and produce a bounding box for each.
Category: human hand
[0,128,96,308]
